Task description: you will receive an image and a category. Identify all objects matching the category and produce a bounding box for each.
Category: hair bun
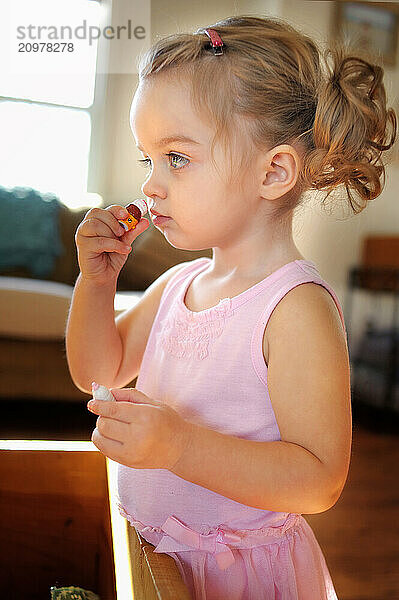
[301,45,397,213]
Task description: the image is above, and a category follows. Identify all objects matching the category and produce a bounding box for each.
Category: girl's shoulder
[264,280,347,362]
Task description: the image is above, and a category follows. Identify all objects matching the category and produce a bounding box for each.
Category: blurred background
[0,1,398,599]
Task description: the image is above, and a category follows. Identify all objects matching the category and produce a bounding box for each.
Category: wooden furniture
[344,236,399,414]
[0,441,190,600]
[361,236,399,269]
[0,441,115,599]
[125,525,191,600]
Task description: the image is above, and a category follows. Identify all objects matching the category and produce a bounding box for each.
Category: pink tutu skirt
[119,506,338,600]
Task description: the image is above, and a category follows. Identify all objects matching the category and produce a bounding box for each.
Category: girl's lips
[150,209,169,218]
[152,215,172,225]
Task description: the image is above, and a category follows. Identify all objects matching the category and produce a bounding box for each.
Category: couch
[0,197,211,401]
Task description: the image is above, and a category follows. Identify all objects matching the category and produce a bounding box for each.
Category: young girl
[66,15,397,600]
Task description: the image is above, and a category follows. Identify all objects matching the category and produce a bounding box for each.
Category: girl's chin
[161,231,210,252]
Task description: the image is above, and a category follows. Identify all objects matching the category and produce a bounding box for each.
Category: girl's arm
[66,273,122,392]
[66,260,190,393]
[170,283,352,514]
[66,205,148,392]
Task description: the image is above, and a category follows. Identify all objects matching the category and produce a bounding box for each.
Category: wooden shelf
[348,266,399,292]
[0,441,189,600]
[0,441,115,599]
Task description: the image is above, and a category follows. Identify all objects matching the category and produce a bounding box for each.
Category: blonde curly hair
[137,15,397,218]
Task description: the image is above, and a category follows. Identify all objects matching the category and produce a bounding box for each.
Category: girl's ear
[259,145,301,200]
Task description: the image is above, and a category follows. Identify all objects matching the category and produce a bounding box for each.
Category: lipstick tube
[92,382,115,402]
[118,198,148,232]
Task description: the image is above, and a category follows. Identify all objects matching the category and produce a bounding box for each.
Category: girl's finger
[96,415,130,440]
[84,236,132,255]
[106,204,131,218]
[92,428,123,452]
[110,387,156,404]
[88,398,138,422]
[79,217,124,239]
[110,388,164,411]
[106,205,135,232]
[83,207,126,238]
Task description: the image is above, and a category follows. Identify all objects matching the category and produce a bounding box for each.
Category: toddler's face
[130,75,259,251]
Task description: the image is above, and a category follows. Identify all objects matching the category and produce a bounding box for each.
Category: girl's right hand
[75,205,150,285]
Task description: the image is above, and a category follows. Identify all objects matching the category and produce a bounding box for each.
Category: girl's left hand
[87,388,194,470]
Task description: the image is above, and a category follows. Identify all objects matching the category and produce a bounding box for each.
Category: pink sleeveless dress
[117,257,346,599]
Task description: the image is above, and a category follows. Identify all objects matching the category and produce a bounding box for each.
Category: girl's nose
[141,169,166,201]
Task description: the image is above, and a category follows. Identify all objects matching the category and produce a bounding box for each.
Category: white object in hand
[92,381,115,402]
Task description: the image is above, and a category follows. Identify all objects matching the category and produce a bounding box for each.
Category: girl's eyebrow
[137,134,202,151]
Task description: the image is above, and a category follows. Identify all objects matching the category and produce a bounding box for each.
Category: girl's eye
[138,158,152,168]
[166,153,189,169]
[137,153,189,171]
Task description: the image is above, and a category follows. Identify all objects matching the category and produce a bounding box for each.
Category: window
[0,0,103,208]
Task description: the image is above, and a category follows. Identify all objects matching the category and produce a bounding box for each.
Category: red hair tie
[204,29,224,55]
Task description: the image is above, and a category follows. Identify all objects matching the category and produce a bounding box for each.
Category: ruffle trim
[117,503,301,547]
[117,503,338,600]
[156,296,234,360]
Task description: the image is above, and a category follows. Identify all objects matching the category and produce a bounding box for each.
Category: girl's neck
[209,229,304,282]
[203,200,304,281]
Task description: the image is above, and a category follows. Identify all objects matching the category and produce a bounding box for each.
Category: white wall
[99,0,399,347]
[281,0,399,348]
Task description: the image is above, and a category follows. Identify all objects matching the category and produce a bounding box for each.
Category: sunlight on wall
[0,0,100,107]
[0,100,102,208]
[0,0,104,208]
